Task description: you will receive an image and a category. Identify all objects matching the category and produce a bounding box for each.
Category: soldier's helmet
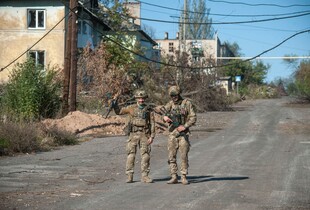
[134,89,148,98]
[168,86,181,96]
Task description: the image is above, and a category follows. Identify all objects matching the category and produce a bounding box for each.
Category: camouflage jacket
[163,97,197,132]
[114,103,156,138]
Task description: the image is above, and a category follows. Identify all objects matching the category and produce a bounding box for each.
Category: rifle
[159,107,185,138]
[104,96,118,119]
[103,72,128,118]
[160,107,181,130]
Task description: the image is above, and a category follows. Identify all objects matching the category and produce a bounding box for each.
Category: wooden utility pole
[62,0,72,115]
[62,0,78,114]
[69,0,78,112]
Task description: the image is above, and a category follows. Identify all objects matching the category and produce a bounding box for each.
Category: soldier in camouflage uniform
[163,86,197,185]
[114,89,156,183]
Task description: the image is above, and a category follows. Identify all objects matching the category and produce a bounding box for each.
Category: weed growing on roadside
[0,120,78,156]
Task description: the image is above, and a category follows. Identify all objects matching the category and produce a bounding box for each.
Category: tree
[221,60,269,85]
[282,53,299,70]
[142,24,156,39]
[180,0,214,40]
[287,60,310,101]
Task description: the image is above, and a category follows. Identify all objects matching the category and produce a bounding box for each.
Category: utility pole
[69,0,78,112]
[177,0,187,86]
[62,0,73,115]
[62,0,78,114]
[183,0,187,52]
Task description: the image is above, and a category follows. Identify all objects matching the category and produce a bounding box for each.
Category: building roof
[78,1,112,31]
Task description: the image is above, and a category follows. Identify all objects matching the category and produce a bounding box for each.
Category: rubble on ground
[42,111,166,137]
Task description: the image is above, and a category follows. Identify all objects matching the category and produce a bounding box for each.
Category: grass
[0,120,78,156]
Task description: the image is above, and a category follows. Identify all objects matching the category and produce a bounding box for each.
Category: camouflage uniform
[163,86,196,185]
[114,90,156,183]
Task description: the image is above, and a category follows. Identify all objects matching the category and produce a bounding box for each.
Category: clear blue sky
[138,0,310,83]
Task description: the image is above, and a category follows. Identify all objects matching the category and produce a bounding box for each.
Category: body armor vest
[171,100,188,125]
[131,106,150,128]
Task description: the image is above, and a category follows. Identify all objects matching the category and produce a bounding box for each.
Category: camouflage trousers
[126,131,151,176]
[167,133,190,176]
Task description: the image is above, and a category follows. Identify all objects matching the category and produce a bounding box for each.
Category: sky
[138,0,310,83]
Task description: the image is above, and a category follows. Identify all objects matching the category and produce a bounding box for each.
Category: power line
[136,12,310,25]
[208,0,310,8]
[243,30,310,62]
[218,30,310,52]
[216,25,296,33]
[138,0,310,18]
[3,3,309,74]
[71,4,310,69]
[77,6,310,70]
[0,12,70,72]
[218,56,310,60]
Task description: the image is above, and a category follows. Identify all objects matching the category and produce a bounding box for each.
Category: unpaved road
[0,97,309,210]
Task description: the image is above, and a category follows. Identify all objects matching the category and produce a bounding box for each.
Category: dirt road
[0,97,309,210]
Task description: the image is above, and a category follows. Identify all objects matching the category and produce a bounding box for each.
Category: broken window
[169,42,174,52]
[82,21,87,34]
[28,9,45,29]
[77,20,90,35]
[28,50,45,67]
[77,21,81,34]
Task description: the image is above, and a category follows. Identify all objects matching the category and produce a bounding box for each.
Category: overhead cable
[208,0,310,8]
[68,3,310,69]
[0,12,70,72]
[137,0,310,17]
[77,8,310,70]
[135,12,310,25]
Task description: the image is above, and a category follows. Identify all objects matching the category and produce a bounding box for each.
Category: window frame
[168,42,174,52]
[27,9,46,29]
[28,50,46,67]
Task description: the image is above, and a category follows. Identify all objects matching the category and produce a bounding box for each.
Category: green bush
[286,60,310,101]
[2,59,61,121]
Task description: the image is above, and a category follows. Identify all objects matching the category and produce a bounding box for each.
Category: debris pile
[42,111,166,137]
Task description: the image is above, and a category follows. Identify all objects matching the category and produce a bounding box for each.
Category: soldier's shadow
[154,175,249,183]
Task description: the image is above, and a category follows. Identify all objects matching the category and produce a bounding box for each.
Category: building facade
[0,0,111,83]
[155,32,234,67]
[0,0,157,83]
[0,0,68,82]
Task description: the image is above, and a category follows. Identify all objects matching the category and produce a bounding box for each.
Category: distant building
[123,0,141,26]
[155,32,235,94]
[155,32,235,68]
[217,76,233,95]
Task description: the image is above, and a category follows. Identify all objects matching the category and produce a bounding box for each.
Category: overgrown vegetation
[286,60,310,101]
[219,41,274,99]
[0,59,77,156]
[0,120,77,156]
[1,59,62,121]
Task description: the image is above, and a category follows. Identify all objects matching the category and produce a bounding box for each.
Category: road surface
[0,97,309,210]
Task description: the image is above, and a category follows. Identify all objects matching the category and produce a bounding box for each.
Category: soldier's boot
[126,173,133,183]
[167,174,178,184]
[181,174,189,185]
[141,175,153,183]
